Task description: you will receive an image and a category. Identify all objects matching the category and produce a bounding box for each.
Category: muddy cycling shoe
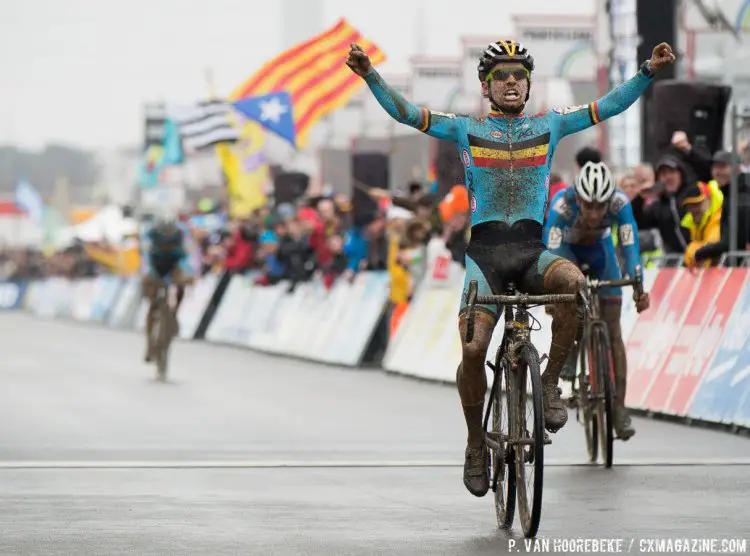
[463,445,489,497]
[541,377,568,432]
[614,410,636,440]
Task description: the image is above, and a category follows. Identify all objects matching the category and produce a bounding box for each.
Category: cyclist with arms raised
[346,40,674,497]
[140,214,195,362]
[543,162,651,440]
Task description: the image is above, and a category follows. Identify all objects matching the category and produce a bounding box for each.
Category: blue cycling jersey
[139,221,195,276]
[363,68,653,230]
[543,185,642,279]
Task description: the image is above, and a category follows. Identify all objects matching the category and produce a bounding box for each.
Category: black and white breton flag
[171,100,240,152]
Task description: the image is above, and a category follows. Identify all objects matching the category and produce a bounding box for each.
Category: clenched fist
[346,43,372,77]
[650,42,676,72]
[634,292,650,313]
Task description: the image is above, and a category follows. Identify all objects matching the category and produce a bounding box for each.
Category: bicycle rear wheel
[578,332,598,463]
[591,324,615,468]
[513,344,545,538]
[489,350,516,530]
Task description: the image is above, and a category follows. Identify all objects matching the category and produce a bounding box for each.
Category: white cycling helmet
[575,161,615,203]
[153,212,180,236]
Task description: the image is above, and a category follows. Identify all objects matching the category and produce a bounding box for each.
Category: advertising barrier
[10,263,750,431]
[208,271,391,366]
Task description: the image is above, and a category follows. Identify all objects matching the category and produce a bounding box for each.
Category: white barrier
[203,271,390,366]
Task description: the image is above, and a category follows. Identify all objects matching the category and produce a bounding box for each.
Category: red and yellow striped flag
[230,18,385,148]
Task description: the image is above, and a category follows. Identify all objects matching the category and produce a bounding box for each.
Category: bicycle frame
[483,296,528,456]
[572,265,644,370]
[465,281,579,462]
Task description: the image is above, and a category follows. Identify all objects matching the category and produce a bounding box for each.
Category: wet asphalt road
[1,314,749,555]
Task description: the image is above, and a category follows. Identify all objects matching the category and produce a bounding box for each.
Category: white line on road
[1,458,750,469]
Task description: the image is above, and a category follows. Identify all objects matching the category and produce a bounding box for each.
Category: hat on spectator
[277,203,296,221]
[680,182,709,207]
[297,207,319,224]
[655,155,681,172]
[387,205,414,221]
[439,185,470,222]
[259,230,279,244]
[712,150,740,165]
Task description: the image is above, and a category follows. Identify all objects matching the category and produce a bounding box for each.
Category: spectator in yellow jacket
[387,228,412,337]
[680,181,723,268]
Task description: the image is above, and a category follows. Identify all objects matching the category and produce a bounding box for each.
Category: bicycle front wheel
[513,344,545,538]
[489,351,516,530]
[591,324,615,468]
[578,333,598,463]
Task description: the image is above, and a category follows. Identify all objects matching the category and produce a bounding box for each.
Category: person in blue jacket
[346,37,674,497]
[543,161,651,440]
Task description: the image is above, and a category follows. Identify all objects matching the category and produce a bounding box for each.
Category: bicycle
[567,265,643,468]
[149,277,178,382]
[465,280,582,538]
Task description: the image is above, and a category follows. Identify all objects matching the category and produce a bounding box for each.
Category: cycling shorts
[460,220,568,317]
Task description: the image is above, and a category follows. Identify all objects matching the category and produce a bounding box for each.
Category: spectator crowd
[3,129,749,329]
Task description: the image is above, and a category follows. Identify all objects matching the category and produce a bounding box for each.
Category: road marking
[1,458,750,469]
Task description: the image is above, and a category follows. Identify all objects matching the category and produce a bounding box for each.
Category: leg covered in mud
[142,275,158,362]
[601,300,635,440]
[541,260,585,432]
[457,308,497,497]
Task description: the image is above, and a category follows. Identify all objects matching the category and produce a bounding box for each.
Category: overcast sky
[1,0,595,150]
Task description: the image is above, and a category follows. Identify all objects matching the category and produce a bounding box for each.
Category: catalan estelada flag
[230,18,386,148]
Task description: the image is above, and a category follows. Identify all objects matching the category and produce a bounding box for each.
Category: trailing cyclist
[543,162,651,440]
[140,214,196,363]
[346,39,674,497]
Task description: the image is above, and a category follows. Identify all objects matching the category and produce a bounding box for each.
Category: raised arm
[551,42,675,138]
[346,43,464,142]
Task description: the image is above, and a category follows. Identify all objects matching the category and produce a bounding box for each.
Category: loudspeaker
[636,0,677,81]
[352,153,389,226]
[637,0,678,159]
[274,171,309,206]
[645,80,732,160]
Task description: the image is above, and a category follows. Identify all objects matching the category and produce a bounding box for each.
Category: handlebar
[585,265,644,297]
[464,280,578,343]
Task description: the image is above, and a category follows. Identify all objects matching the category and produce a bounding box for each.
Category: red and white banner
[642,269,724,413]
[625,268,678,408]
[666,269,747,415]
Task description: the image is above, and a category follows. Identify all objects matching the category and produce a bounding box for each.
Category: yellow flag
[216,119,269,219]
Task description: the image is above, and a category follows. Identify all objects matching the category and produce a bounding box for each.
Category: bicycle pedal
[543,432,552,445]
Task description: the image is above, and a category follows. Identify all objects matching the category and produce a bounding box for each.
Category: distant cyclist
[347,38,674,497]
[140,214,195,362]
[543,161,651,439]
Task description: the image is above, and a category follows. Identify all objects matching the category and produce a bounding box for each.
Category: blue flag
[233,91,296,148]
[14,178,44,224]
[138,118,184,188]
